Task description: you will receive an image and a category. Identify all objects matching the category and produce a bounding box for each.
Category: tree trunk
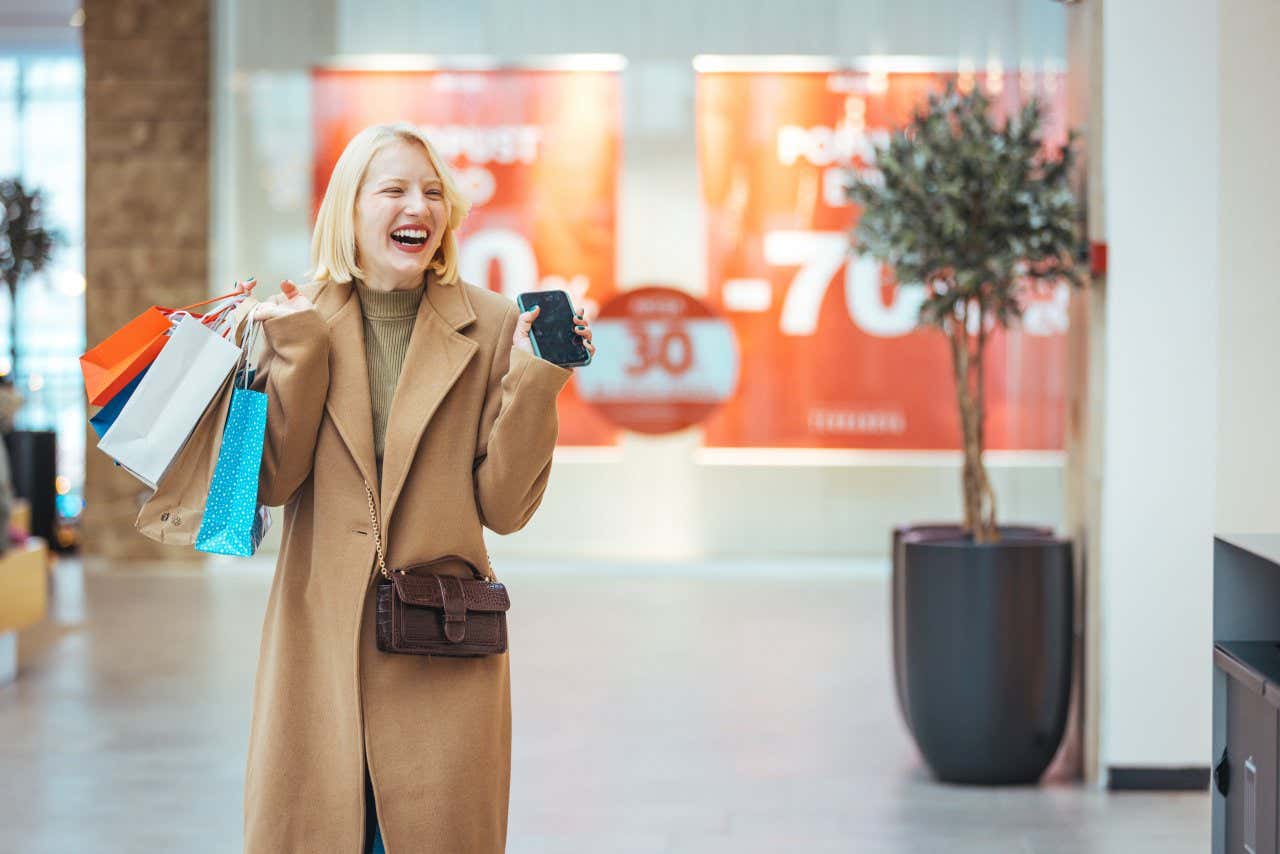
[5,277,16,383]
[974,301,996,540]
[947,297,998,543]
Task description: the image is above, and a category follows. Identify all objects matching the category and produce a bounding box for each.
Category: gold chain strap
[362,480,494,583]
[364,481,396,581]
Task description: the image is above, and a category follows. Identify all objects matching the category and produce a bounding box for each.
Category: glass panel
[24,57,82,99]
[0,54,86,524]
[0,57,18,95]
[21,98,84,242]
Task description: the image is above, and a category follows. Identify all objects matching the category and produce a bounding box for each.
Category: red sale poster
[312,64,621,446]
[696,65,1070,450]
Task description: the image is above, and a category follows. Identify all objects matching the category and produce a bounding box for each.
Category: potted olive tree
[848,83,1084,784]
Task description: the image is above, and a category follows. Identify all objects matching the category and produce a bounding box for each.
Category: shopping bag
[89,367,148,439]
[97,313,241,488]
[80,288,243,406]
[135,299,261,545]
[195,320,272,556]
[134,368,237,544]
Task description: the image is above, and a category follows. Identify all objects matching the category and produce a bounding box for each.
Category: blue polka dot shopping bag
[195,320,272,556]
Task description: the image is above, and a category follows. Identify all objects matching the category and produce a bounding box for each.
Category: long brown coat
[240,276,571,853]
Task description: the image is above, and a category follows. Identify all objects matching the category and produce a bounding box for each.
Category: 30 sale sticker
[576,287,739,435]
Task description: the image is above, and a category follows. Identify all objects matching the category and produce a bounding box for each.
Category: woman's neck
[359,270,426,293]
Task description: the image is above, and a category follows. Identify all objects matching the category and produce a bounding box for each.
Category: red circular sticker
[576,286,739,434]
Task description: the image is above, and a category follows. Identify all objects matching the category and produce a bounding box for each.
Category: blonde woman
[235,122,594,853]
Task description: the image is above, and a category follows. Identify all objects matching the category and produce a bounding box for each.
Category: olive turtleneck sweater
[354,280,425,480]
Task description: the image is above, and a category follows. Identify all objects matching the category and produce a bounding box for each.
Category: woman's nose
[401,192,426,216]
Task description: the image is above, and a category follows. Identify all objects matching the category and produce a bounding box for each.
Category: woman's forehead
[367,140,440,183]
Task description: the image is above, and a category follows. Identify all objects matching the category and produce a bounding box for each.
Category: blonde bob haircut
[310,122,471,286]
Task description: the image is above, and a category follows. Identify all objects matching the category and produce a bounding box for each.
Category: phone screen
[516,290,590,367]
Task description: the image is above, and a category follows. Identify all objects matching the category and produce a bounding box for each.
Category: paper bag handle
[169,288,244,315]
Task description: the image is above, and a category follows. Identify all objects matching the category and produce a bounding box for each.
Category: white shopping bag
[98,313,241,489]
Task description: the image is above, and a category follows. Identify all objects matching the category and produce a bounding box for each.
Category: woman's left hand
[513,305,596,362]
[571,306,595,360]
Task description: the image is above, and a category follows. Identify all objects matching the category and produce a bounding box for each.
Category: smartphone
[515,290,592,368]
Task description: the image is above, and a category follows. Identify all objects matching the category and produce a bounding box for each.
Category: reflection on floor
[0,557,1207,853]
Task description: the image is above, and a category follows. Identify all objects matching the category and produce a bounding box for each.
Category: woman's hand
[252,280,314,321]
[572,307,596,360]
[512,305,538,356]
[513,305,596,362]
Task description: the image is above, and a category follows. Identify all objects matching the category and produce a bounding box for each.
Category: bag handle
[162,302,239,341]
[361,481,492,582]
[156,289,244,335]
[160,292,243,337]
[201,301,239,330]
[170,288,244,315]
[235,317,261,389]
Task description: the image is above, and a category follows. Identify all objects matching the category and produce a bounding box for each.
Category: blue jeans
[364,765,385,854]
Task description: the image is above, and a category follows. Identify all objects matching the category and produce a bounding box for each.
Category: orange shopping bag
[80,289,242,406]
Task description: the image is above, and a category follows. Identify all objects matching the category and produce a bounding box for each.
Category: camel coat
[240,276,572,853]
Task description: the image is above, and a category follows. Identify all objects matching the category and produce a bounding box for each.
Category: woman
[236,122,594,853]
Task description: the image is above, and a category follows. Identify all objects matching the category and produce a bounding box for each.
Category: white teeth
[392,228,428,239]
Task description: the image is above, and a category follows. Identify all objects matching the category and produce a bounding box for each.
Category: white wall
[1099,0,1280,779]
[212,0,1071,559]
[1215,0,1280,533]
[1099,0,1219,773]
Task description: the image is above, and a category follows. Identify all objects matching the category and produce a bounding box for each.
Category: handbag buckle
[435,575,468,643]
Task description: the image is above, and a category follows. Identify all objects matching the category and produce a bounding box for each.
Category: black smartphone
[514,290,591,368]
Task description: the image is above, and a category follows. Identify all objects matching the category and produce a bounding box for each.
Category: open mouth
[390,226,431,247]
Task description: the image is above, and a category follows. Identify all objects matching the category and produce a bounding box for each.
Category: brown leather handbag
[364,483,510,657]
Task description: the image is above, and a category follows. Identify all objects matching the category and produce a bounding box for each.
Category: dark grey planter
[890,523,1053,734]
[5,429,58,547]
[901,535,1073,784]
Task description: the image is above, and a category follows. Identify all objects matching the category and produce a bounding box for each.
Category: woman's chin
[369,255,429,280]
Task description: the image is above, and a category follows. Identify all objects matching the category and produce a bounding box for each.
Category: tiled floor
[0,556,1208,853]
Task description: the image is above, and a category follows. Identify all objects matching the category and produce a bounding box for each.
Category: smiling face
[353,138,450,291]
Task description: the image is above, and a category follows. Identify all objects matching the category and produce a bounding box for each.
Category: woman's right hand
[253,280,314,321]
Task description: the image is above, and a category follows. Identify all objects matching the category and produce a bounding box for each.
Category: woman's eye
[427,190,443,198]
[383,188,402,195]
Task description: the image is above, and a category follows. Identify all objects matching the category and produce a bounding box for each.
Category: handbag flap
[389,560,510,613]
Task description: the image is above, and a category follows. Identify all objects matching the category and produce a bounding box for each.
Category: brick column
[82,0,210,562]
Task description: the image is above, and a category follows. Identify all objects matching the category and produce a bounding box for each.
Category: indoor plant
[0,179,58,382]
[0,179,61,548]
[848,82,1084,784]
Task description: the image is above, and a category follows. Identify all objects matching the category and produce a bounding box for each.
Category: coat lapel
[320,282,380,506]
[379,276,479,527]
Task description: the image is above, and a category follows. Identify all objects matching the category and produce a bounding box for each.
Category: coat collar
[319,274,479,526]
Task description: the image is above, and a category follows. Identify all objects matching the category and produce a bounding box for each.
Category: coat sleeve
[248,308,332,508]
[473,305,574,534]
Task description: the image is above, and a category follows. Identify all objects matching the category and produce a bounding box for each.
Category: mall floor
[0,555,1207,853]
